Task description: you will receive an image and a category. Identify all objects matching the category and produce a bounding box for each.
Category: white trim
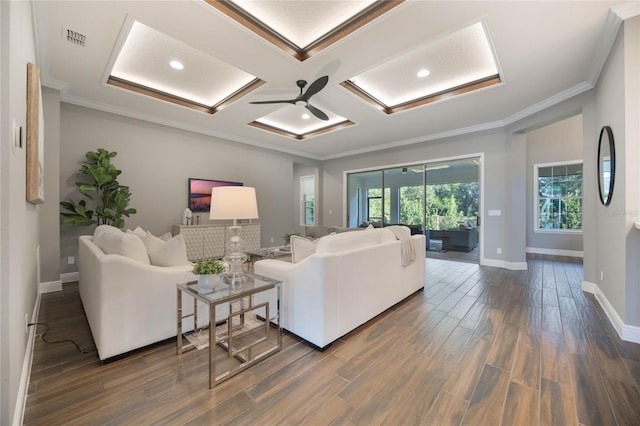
[612,2,640,20]
[343,152,485,262]
[480,257,528,271]
[61,272,79,283]
[582,280,640,344]
[299,175,316,226]
[14,292,41,426]
[526,247,583,258]
[39,280,62,293]
[533,160,583,233]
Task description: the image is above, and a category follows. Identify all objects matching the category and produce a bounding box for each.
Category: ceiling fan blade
[306,104,329,121]
[300,75,328,102]
[249,100,295,105]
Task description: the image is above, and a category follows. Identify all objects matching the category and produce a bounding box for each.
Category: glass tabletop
[178,272,280,304]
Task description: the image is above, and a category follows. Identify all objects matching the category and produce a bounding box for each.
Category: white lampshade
[209,186,258,220]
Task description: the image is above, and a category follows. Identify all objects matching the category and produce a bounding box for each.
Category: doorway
[425,157,480,264]
[345,155,482,264]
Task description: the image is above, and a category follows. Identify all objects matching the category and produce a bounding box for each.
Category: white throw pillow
[94,225,150,264]
[146,233,189,267]
[127,226,146,239]
[158,232,172,241]
[290,235,317,263]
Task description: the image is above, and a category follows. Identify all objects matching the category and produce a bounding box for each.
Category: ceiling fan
[250,75,329,121]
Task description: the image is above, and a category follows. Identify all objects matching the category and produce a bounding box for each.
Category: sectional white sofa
[78,226,228,361]
[254,227,425,349]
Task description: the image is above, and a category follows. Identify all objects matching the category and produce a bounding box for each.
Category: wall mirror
[597,125,615,206]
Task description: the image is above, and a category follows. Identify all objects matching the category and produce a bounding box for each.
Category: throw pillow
[290,235,316,263]
[146,234,189,266]
[127,226,146,239]
[94,225,150,264]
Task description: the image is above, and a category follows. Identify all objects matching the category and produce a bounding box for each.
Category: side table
[177,272,282,388]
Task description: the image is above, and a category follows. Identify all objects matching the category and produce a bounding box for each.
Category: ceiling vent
[63,28,86,47]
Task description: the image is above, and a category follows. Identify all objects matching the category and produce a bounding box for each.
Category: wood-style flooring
[24,255,640,425]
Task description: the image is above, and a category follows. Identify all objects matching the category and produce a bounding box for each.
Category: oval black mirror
[597,125,615,206]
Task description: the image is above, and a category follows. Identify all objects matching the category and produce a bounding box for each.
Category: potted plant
[283,232,300,248]
[192,259,226,289]
[60,148,136,229]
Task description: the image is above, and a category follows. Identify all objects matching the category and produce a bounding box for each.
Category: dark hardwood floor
[24,255,640,425]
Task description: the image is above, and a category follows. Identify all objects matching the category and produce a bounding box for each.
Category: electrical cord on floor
[28,322,96,354]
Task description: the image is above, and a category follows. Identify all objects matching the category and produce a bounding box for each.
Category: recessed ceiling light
[417,69,430,78]
[301,113,311,120]
[169,60,184,70]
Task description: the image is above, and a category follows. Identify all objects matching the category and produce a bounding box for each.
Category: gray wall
[58,104,308,273]
[594,16,640,326]
[0,1,40,423]
[525,114,584,253]
[40,88,61,283]
[322,128,509,265]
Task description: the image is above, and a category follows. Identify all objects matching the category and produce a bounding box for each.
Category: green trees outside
[396,182,479,230]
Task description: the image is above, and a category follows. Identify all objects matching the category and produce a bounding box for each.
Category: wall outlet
[270,237,274,243]
[496,248,502,254]
[329,209,333,215]
[25,314,29,334]
[67,256,75,265]
[601,270,604,281]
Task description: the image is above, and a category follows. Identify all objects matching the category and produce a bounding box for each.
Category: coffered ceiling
[33,1,634,160]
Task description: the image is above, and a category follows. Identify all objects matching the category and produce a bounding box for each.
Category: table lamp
[209,186,258,285]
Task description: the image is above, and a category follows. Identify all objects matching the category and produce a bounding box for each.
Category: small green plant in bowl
[192,259,226,289]
[192,258,226,275]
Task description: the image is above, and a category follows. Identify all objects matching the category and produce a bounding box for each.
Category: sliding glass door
[346,157,480,263]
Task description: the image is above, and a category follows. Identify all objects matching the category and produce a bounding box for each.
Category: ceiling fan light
[169,60,184,70]
[301,113,311,120]
[417,68,430,78]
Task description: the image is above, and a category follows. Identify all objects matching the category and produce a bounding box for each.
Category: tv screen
[188,178,243,212]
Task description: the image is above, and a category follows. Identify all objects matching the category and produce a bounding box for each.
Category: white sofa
[79,233,227,361]
[254,227,425,349]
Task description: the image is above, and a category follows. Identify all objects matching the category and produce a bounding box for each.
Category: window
[534,161,582,232]
[367,187,390,223]
[300,175,315,225]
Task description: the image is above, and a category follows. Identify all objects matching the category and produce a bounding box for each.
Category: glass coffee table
[177,272,282,388]
[246,247,291,270]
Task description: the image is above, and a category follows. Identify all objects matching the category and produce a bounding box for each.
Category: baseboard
[582,280,640,344]
[61,272,79,283]
[526,247,584,258]
[40,280,62,293]
[480,258,528,270]
[14,291,41,425]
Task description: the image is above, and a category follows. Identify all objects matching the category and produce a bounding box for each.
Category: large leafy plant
[60,148,137,229]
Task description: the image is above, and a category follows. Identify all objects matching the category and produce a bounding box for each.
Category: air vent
[63,27,86,46]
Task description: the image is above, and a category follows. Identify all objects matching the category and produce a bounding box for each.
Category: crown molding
[59,93,322,161]
[320,120,504,160]
[502,81,593,127]
[587,10,624,86]
[612,1,640,20]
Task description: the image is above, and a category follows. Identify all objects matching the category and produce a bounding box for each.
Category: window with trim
[534,161,582,232]
[300,175,315,225]
[367,187,390,223]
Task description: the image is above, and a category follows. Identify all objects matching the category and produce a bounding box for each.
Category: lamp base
[223,225,248,286]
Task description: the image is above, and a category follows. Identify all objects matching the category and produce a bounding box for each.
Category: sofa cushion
[145,233,189,266]
[94,225,150,264]
[315,228,380,254]
[290,235,317,263]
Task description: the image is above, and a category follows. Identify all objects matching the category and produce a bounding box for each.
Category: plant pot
[198,274,222,289]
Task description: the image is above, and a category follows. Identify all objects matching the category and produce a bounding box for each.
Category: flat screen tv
[188,178,243,212]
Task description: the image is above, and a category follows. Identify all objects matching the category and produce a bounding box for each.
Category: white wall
[525,114,584,253]
[58,104,310,273]
[0,1,40,424]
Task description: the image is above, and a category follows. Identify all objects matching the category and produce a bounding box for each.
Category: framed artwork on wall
[26,62,44,204]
